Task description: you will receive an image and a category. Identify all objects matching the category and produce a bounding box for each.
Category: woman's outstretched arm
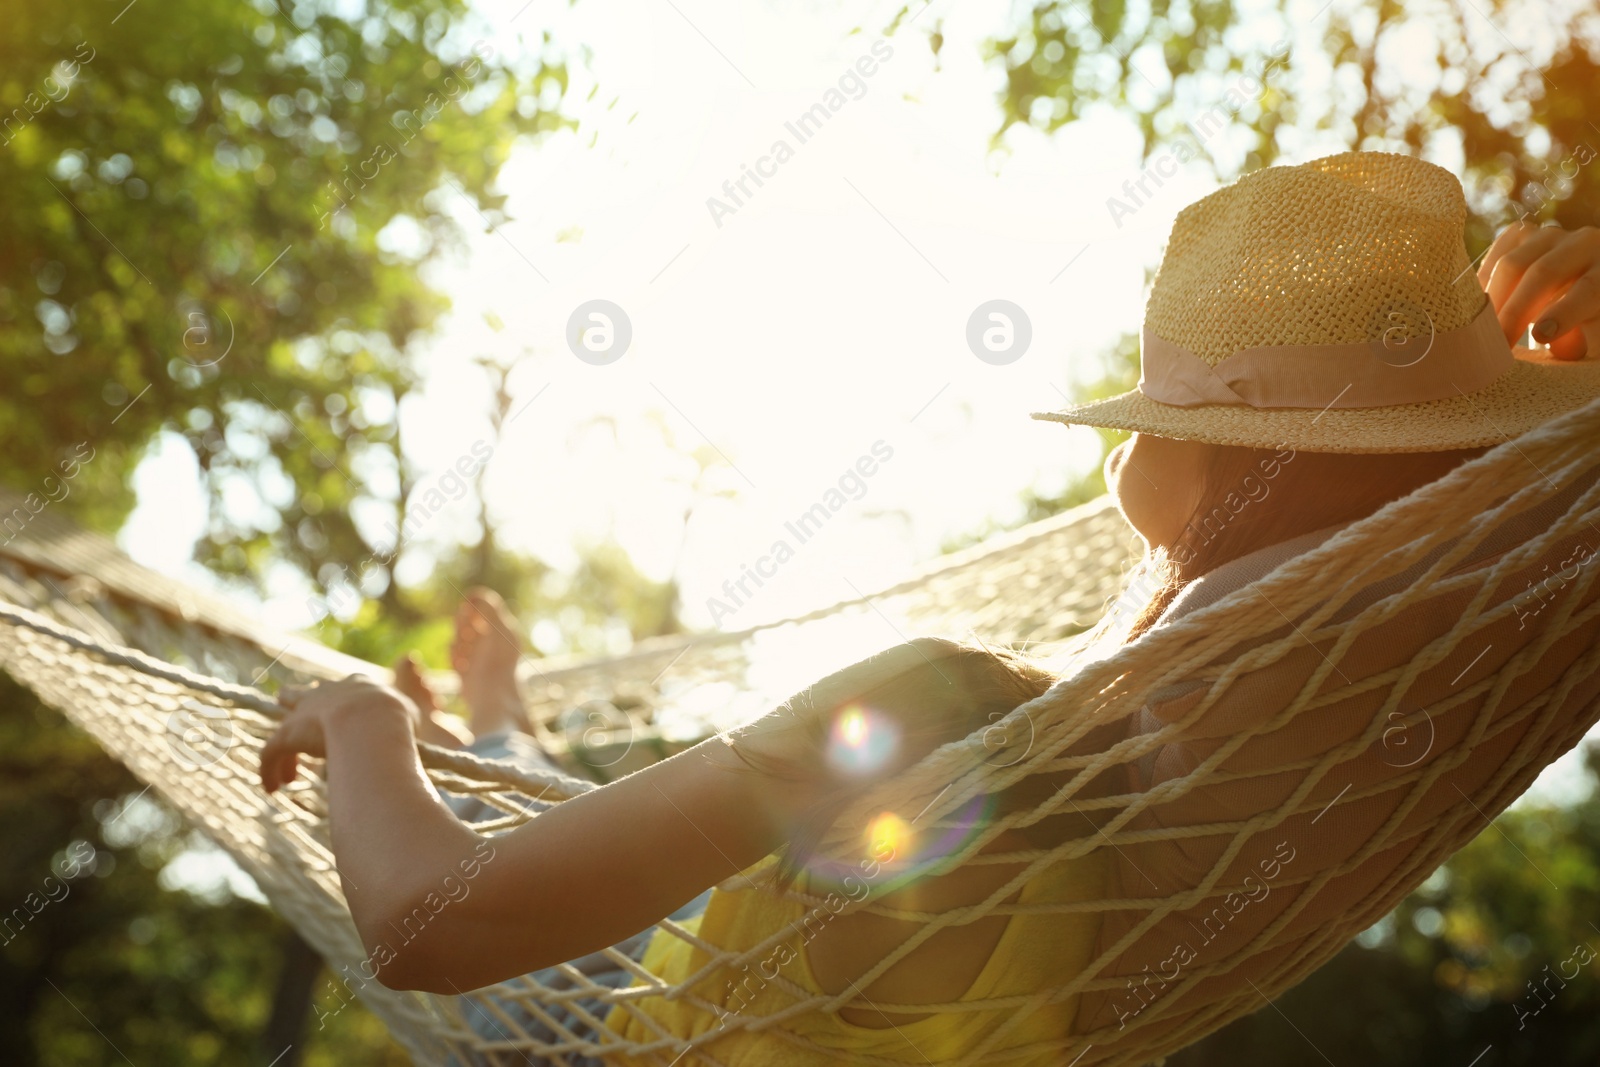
[257,641,947,994]
[259,675,806,992]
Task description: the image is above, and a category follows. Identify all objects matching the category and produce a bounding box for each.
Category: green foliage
[0,673,408,1064]
[971,0,1597,233]
[556,540,683,647]
[982,0,1241,151]
[0,1,581,1057]
[315,538,680,671]
[0,0,571,594]
[1174,752,1600,1065]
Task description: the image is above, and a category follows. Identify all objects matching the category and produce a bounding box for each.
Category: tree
[970,0,1596,239]
[0,0,570,600]
[0,671,413,1065]
[2,1,578,1060]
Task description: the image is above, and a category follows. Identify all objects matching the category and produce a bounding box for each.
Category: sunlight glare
[867,812,910,862]
[826,703,899,776]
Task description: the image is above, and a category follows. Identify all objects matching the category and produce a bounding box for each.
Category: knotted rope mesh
[2,396,1598,1065]
[0,481,1132,1064]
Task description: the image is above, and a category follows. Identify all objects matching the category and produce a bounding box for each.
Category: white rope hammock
[2,395,1599,1065]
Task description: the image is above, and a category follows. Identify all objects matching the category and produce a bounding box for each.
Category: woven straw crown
[1035,151,1600,453]
[1147,152,1482,359]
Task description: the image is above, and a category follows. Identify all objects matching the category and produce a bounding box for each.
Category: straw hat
[1034,151,1600,453]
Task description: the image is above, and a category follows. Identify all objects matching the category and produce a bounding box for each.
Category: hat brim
[1032,349,1600,454]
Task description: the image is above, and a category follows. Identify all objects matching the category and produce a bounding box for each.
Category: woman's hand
[260,675,414,793]
[1479,221,1600,361]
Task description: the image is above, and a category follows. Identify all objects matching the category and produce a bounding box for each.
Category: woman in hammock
[388,588,719,1059]
[259,153,1600,1066]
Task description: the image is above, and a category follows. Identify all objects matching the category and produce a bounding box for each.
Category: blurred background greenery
[3,0,1599,1062]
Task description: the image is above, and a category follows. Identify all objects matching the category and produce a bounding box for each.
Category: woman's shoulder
[1157,520,1355,627]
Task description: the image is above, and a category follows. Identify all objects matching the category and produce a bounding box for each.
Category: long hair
[1125,443,1488,637]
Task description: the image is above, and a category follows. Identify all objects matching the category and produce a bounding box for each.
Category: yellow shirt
[605,849,1108,1065]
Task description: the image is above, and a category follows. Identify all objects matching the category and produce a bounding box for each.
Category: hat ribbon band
[1137,300,1514,409]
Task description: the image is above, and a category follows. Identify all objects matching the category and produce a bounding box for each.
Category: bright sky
[122,0,1303,634]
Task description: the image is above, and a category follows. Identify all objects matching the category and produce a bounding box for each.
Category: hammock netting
[2,395,1599,1066]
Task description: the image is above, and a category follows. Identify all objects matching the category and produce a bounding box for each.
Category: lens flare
[839,706,868,747]
[867,812,910,859]
[825,703,898,776]
[799,793,999,895]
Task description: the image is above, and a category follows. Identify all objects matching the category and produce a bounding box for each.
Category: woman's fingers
[278,682,318,708]
[259,707,330,791]
[281,675,378,706]
[260,746,299,793]
[1554,319,1599,363]
[265,686,316,790]
[1478,219,1538,291]
[259,676,410,793]
[1531,269,1600,361]
[1491,230,1593,347]
[1484,225,1569,342]
[260,727,306,792]
[1482,225,1600,358]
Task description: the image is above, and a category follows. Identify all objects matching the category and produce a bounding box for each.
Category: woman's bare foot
[393,652,474,748]
[450,588,533,738]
